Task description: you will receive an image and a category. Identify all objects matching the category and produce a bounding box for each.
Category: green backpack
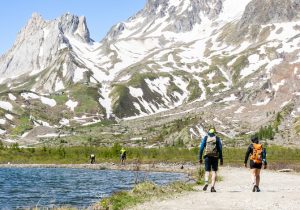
[205,136,218,157]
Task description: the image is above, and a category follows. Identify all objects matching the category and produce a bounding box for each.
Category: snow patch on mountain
[0,101,13,111]
[219,0,252,21]
[55,79,65,91]
[65,100,78,111]
[0,119,6,124]
[5,114,14,120]
[21,92,40,100]
[21,92,56,107]
[145,77,170,99]
[59,118,70,126]
[273,80,286,91]
[99,83,113,118]
[234,106,246,114]
[73,67,87,83]
[40,97,56,107]
[8,93,16,101]
[280,100,291,108]
[253,97,271,106]
[220,94,237,102]
[0,129,6,135]
[129,87,143,98]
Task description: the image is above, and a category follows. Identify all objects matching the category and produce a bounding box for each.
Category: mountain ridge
[0,0,300,146]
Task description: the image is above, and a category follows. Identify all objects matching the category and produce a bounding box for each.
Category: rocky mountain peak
[239,0,300,28]
[105,0,224,41]
[58,13,91,43]
[16,13,46,41]
[0,12,92,81]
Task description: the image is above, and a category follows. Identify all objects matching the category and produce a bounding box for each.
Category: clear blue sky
[0,0,146,55]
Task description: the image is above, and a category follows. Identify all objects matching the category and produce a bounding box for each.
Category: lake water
[0,168,188,209]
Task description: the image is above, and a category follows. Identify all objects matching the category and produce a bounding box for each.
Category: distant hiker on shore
[244,135,267,192]
[199,128,223,192]
[120,148,127,165]
[90,154,95,164]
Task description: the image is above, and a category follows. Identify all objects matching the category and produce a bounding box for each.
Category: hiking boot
[203,184,208,191]
[256,186,261,192]
[211,187,216,192]
[252,185,256,192]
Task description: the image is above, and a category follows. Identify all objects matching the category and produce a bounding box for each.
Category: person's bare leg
[251,169,257,191]
[203,171,210,191]
[255,169,260,192]
[211,171,217,187]
[256,169,261,189]
[251,169,256,185]
[205,171,209,184]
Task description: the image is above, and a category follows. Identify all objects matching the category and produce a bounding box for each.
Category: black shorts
[250,160,262,169]
[204,156,219,172]
[121,154,126,160]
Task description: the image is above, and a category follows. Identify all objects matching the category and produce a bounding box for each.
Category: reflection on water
[0,168,187,208]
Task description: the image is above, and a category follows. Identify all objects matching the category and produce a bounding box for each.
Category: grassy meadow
[0,142,300,170]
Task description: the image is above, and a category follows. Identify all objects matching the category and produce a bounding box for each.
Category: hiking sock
[211,187,216,192]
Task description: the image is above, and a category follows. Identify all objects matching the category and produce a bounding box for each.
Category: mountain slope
[0,0,300,144]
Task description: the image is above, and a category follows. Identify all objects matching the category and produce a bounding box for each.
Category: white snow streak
[65,100,78,111]
[0,101,13,111]
[273,80,285,91]
[8,93,16,101]
[253,97,271,106]
[0,129,6,135]
[220,94,237,102]
[21,92,56,107]
[55,79,65,91]
[129,87,143,98]
[99,83,113,119]
[40,97,56,107]
[5,114,14,120]
[234,106,246,114]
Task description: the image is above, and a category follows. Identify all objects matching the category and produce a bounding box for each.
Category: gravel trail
[132,167,300,210]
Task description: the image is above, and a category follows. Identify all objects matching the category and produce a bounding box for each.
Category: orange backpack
[250,143,263,164]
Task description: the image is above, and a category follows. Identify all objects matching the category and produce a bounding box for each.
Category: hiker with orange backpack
[199,128,223,192]
[244,135,267,192]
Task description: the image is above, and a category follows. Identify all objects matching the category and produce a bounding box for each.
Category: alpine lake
[0,167,188,209]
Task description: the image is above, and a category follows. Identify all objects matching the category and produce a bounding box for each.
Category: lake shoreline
[0,162,198,174]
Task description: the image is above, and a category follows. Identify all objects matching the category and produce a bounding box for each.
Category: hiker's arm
[263,148,267,167]
[199,137,207,161]
[244,145,251,165]
[217,137,223,163]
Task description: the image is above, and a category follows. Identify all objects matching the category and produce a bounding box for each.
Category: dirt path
[132,167,300,210]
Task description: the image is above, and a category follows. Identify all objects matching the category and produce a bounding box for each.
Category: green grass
[128,72,159,88]
[96,181,195,210]
[0,145,300,167]
[51,94,68,105]
[231,55,249,84]
[10,114,33,136]
[187,79,202,102]
[295,117,300,134]
[167,81,183,96]
[70,84,103,114]
[110,85,139,118]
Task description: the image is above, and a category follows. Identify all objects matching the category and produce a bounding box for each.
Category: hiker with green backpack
[244,135,267,192]
[199,128,223,192]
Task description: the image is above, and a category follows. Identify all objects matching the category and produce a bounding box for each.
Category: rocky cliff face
[239,0,300,28]
[0,13,91,87]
